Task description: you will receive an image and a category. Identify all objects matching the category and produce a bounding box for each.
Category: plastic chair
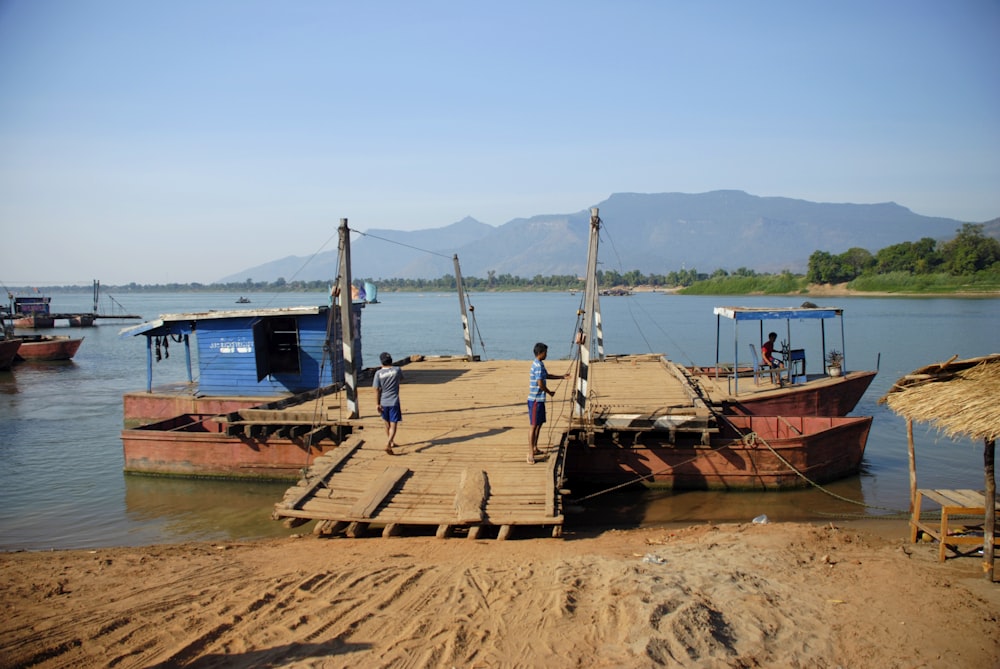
[749,344,782,385]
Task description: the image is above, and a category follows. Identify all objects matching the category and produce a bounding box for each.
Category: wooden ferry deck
[273,356,572,540]
[270,353,794,539]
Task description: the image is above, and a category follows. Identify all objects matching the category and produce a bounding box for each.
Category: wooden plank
[545,453,558,518]
[951,489,991,508]
[345,521,369,538]
[314,520,348,536]
[304,425,332,444]
[276,438,364,512]
[454,469,488,523]
[348,465,409,518]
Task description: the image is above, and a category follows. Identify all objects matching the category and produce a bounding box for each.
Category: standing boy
[374,352,404,455]
[527,342,568,464]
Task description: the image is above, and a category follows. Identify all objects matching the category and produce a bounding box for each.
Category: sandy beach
[2,520,997,668]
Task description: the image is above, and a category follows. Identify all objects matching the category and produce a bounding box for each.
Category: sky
[1,1,998,286]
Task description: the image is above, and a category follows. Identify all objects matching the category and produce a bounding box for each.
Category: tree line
[805,223,1000,284]
[15,224,998,295]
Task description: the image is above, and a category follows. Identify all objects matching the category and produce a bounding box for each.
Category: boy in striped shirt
[527,342,569,464]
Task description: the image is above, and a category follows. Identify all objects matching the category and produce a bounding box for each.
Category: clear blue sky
[1,1,998,285]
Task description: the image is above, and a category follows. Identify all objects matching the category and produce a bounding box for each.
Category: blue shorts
[528,400,546,426]
[380,404,402,423]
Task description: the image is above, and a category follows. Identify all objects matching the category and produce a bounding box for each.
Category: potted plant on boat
[826,350,844,377]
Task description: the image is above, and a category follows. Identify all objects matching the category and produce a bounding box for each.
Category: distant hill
[219,190,991,282]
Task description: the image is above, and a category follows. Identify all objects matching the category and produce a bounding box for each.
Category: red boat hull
[719,370,877,416]
[123,389,285,428]
[14,336,83,361]
[565,415,873,490]
[121,413,338,480]
[0,339,22,370]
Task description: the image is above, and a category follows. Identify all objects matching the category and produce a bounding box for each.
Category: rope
[598,223,654,354]
[352,229,454,259]
[465,298,488,359]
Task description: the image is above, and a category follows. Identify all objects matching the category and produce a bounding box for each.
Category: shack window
[253,317,301,380]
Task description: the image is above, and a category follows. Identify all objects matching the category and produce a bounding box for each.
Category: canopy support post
[984,437,996,582]
[907,418,917,515]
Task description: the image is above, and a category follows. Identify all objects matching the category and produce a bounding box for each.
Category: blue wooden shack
[121,303,363,396]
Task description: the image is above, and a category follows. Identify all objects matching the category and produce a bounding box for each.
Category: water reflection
[124,475,296,542]
[570,474,874,529]
[0,370,17,395]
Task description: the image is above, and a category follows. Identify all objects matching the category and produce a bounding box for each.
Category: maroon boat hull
[0,339,22,369]
[565,415,873,490]
[121,413,338,480]
[719,370,877,416]
[123,390,286,428]
[15,336,83,361]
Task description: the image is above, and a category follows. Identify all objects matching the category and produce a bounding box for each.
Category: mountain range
[219,190,997,283]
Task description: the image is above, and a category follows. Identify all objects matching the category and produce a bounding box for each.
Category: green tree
[939,223,1000,275]
[875,238,940,274]
[840,247,875,277]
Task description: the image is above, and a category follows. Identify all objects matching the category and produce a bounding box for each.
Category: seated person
[761,332,784,369]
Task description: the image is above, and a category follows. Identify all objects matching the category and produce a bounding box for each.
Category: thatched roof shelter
[880,354,1000,442]
[880,353,999,582]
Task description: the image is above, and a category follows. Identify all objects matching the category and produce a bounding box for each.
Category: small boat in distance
[236,296,251,304]
[1,308,82,363]
[10,295,58,328]
[15,334,84,361]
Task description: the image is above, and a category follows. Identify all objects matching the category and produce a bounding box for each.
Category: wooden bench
[910,489,999,562]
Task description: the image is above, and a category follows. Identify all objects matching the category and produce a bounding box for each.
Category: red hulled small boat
[15,334,84,361]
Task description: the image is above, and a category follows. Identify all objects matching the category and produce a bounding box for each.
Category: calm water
[1,290,997,551]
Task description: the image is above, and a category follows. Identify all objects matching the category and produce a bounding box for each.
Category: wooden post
[453,254,474,360]
[145,336,153,392]
[338,219,358,418]
[575,208,600,418]
[984,437,996,582]
[907,418,917,515]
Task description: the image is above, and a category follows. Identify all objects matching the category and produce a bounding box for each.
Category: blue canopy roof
[119,306,327,338]
[713,306,843,321]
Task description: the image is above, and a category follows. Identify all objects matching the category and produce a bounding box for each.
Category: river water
[1,290,997,550]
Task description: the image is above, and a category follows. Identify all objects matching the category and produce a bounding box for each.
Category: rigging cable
[598,220,700,366]
[351,229,454,259]
[598,221,654,354]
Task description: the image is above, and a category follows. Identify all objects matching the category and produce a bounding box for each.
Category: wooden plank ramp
[272,357,573,540]
[273,354,707,539]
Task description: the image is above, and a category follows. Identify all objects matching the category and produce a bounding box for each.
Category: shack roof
[713,306,843,321]
[119,306,328,338]
[879,353,1000,442]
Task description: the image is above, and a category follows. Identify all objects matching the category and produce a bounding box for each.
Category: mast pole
[338,218,358,418]
[593,289,605,361]
[453,254,474,360]
[575,208,601,418]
